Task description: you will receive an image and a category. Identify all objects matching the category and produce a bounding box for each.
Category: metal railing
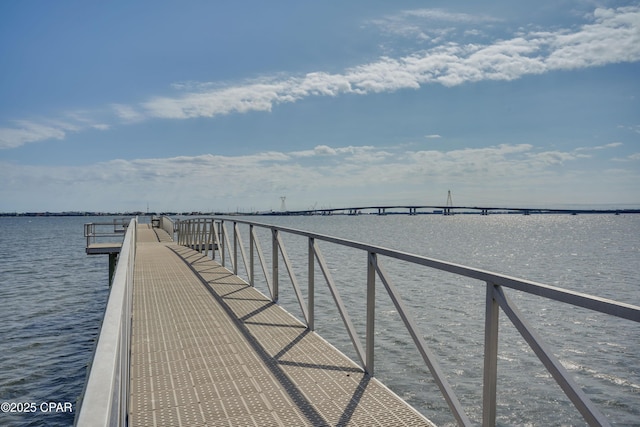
[176,217,639,427]
[75,218,137,427]
[83,218,131,247]
[158,216,176,240]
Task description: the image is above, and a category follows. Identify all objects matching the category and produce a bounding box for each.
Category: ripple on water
[0,217,110,427]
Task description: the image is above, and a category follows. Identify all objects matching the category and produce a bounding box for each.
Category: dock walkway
[130,224,434,426]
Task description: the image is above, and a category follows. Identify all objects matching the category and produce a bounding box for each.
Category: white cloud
[527,150,577,166]
[135,6,640,121]
[576,142,623,151]
[400,9,499,23]
[0,120,70,149]
[141,80,300,119]
[407,144,538,179]
[602,142,623,149]
[425,134,442,139]
[367,8,499,42]
[111,103,146,122]
[545,6,640,69]
[313,145,338,156]
[618,124,640,134]
[8,142,635,212]
[0,116,104,150]
[1,6,638,149]
[613,152,640,162]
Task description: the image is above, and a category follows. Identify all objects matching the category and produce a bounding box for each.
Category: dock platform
[86,242,123,255]
[130,224,434,426]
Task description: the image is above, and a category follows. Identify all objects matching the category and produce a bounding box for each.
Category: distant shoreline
[2,209,639,217]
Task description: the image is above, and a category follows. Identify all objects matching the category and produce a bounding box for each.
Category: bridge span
[260,205,639,216]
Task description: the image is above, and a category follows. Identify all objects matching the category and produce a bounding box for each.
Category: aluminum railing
[75,218,137,427]
[176,217,640,427]
[83,218,131,247]
[158,215,176,240]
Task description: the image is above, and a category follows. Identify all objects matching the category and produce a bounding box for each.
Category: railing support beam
[249,225,255,286]
[233,221,238,275]
[272,229,279,302]
[308,237,315,330]
[493,286,611,427]
[374,259,472,426]
[366,252,376,375]
[483,282,500,427]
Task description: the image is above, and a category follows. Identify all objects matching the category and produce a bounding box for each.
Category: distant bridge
[259,205,640,216]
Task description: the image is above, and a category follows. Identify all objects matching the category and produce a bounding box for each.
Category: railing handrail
[84,218,132,248]
[75,218,137,427]
[175,216,639,427]
[159,216,175,240]
[83,218,131,234]
[218,218,639,321]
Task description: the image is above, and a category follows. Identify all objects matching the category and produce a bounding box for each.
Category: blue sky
[1,1,639,212]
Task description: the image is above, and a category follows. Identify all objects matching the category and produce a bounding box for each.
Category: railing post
[208,220,214,260]
[483,282,499,427]
[192,219,197,250]
[220,220,225,267]
[193,220,197,249]
[366,252,376,375]
[184,220,188,246]
[204,219,210,257]
[211,220,216,259]
[210,219,214,258]
[195,219,200,252]
[249,225,254,286]
[308,237,315,331]
[272,228,279,303]
[233,221,239,275]
[194,220,198,249]
[183,221,187,246]
[210,219,215,260]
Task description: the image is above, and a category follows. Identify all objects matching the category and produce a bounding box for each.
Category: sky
[1,1,639,213]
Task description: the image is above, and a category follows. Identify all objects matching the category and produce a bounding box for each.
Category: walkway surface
[129,224,435,426]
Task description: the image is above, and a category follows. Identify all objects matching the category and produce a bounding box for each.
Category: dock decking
[130,224,434,426]
[86,242,122,254]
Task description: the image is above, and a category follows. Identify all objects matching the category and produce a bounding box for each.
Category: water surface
[0,214,638,426]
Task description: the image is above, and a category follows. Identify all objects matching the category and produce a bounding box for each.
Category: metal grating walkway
[130,226,435,426]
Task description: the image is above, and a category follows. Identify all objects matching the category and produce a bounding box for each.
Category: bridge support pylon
[444,190,454,216]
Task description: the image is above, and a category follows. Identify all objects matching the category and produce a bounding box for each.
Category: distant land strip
[2,206,640,217]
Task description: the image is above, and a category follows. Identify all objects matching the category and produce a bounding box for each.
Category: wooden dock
[129,224,435,426]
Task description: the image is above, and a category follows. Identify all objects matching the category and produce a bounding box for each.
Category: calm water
[0,216,111,427]
[0,214,638,426]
